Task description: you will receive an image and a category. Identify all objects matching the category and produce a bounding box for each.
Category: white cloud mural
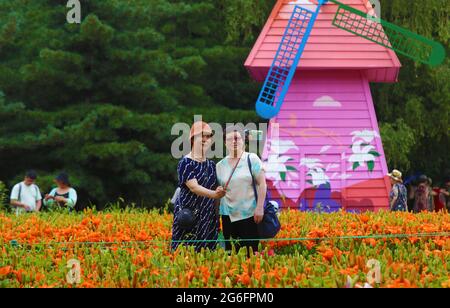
[313,96,342,108]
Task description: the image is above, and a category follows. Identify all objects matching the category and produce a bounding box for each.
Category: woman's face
[225,131,244,154]
[192,131,214,153]
[390,178,395,185]
[55,179,67,188]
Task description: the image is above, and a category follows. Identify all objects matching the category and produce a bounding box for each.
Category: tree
[0,0,266,208]
[373,0,450,183]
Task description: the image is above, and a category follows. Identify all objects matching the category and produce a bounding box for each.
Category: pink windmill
[245,0,403,212]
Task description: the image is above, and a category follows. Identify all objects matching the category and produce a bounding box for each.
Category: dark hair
[418,175,428,184]
[25,170,37,180]
[55,172,71,186]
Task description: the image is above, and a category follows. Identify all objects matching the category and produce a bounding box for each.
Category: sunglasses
[225,136,242,142]
[201,133,214,139]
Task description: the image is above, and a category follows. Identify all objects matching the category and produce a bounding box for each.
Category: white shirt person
[10,170,42,213]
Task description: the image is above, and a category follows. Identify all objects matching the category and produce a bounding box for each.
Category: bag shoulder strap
[18,183,22,202]
[224,152,244,190]
[247,154,258,202]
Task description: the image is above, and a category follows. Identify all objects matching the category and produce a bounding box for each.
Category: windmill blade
[330,0,446,67]
[256,1,326,119]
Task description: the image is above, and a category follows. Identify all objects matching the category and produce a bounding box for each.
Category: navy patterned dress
[390,183,408,212]
[171,157,219,252]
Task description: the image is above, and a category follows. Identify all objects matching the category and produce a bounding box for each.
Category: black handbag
[174,183,201,231]
[247,154,281,239]
[177,207,198,231]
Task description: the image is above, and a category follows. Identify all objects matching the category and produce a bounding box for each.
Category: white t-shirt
[10,182,42,212]
[217,152,264,223]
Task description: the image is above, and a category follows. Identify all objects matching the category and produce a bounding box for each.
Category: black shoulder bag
[247,154,281,239]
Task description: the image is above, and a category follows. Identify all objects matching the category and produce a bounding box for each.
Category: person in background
[10,170,42,213]
[427,177,436,212]
[44,173,77,210]
[432,183,447,212]
[413,175,430,213]
[407,182,416,212]
[444,179,450,212]
[388,170,407,212]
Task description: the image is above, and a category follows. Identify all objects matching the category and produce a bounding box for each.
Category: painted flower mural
[264,139,299,188]
[348,130,381,172]
[300,158,330,187]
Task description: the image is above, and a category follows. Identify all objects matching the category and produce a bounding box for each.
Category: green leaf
[352,162,360,171]
[369,151,381,157]
[367,161,375,172]
[280,172,286,181]
[286,166,297,172]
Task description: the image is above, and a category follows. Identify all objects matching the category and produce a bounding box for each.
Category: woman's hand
[214,186,226,199]
[54,196,66,203]
[254,206,264,224]
[186,179,226,200]
[44,194,54,201]
[254,170,267,224]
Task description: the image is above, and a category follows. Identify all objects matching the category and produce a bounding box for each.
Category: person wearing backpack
[10,170,42,214]
[216,127,267,255]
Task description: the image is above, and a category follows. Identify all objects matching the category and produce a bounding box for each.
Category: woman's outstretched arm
[186,179,225,200]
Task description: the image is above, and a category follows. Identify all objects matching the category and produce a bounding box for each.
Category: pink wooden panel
[276,118,372,127]
[277,110,371,119]
[251,59,396,68]
[284,92,367,101]
[256,51,392,60]
[267,179,387,191]
[259,43,387,52]
[262,72,391,212]
[277,127,372,137]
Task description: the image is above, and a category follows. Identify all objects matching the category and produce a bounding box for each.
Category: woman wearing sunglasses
[216,127,266,254]
[171,121,226,252]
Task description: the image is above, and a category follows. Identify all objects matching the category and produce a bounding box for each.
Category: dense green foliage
[374,0,449,181]
[0,181,7,211]
[0,0,448,208]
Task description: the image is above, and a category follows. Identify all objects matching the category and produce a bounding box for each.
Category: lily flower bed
[0,209,449,288]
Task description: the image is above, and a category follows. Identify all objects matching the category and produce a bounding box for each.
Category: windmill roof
[245,0,401,82]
